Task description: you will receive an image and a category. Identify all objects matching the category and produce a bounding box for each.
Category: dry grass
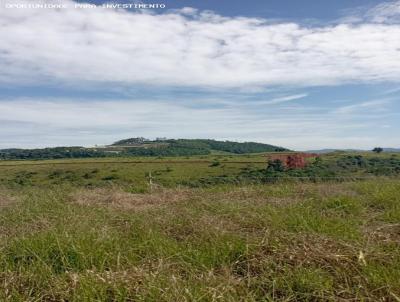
[0,191,15,208]
[68,183,340,216]
[70,187,195,210]
[364,223,400,244]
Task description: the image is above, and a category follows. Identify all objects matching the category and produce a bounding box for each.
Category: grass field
[1,151,398,191]
[0,154,268,192]
[0,153,399,301]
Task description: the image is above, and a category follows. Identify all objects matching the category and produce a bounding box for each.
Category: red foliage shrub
[266,153,318,169]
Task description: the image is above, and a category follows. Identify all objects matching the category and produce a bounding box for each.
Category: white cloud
[365,0,400,24]
[255,94,308,105]
[335,99,391,114]
[1,1,399,150]
[0,0,400,89]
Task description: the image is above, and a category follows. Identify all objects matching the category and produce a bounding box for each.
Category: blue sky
[77,0,385,20]
[0,0,399,150]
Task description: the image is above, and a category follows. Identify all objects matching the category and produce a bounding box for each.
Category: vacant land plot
[0,179,399,301]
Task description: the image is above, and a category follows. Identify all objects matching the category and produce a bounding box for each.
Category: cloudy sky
[1,0,399,150]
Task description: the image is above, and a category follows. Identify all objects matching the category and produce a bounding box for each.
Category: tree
[372,147,383,154]
[267,159,285,172]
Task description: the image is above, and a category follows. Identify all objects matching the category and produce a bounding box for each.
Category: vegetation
[0,151,399,300]
[1,179,399,301]
[259,154,400,179]
[181,154,400,187]
[0,147,107,160]
[0,138,287,160]
[373,147,384,154]
[112,137,151,145]
[1,152,400,190]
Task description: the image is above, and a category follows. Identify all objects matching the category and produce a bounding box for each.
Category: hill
[0,138,288,160]
[111,138,288,154]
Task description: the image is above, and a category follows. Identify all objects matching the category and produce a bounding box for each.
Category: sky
[0,0,400,150]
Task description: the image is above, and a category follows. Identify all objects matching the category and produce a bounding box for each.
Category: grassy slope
[1,180,400,301]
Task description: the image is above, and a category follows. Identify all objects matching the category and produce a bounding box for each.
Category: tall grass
[0,180,399,301]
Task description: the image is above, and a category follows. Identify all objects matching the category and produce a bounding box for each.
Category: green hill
[110,138,288,156]
[0,138,288,160]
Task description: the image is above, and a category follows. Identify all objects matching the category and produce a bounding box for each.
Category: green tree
[372,147,383,154]
[267,159,285,172]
